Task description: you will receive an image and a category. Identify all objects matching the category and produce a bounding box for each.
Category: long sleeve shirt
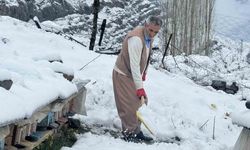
[114,36,149,89]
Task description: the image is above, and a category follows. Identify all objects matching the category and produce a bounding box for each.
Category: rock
[0,80,13,90]
[68,117,81,129]
[225,82,239,94]
[62,73,74,82]
[211,80,226,91]
[0,0,75,22]
[211,80,239,94]
[246,52,250,64]
[245,101,250,109]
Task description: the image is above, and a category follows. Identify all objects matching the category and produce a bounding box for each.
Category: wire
[79,54,102,71]
[167,43,250,90]
[169,44,222,77]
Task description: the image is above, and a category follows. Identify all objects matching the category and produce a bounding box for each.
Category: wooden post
[89,0,100,50]
[233,127,250,150]
[98,19,106,46]
[161,34,172,69]
[212,116,216,140]
[32,16,42,29]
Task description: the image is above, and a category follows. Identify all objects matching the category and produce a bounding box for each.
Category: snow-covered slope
[57,46,244,150]
[0,16,245,150]
[2,0,250,148]
[214,0,250,41]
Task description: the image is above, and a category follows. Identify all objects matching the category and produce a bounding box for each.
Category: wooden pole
[212,116,216,140]
[89,0,100,50]
[98,19,106,46]
[161,34,172,69]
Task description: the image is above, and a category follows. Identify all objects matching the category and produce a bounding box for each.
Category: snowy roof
[0,16,98,127]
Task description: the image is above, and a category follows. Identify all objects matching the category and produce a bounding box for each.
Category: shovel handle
[136,111,154,136]
[140,96,145,106]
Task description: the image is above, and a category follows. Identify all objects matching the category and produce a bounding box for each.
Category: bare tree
[159,0,215,56]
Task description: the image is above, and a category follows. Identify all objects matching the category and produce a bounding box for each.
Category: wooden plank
[0,80,89,128]
[4,145,18,150]
[233,127,250,150]
[20,130,53,149]
[0,138,4,150]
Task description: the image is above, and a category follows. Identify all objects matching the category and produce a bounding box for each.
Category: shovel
[136,96,155,136]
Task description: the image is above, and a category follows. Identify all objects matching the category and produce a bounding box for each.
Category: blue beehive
[0,138,4,150]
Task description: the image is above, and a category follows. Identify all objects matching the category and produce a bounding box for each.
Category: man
[112,16,162,143]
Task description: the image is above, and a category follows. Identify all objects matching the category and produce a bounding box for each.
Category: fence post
[98,19,106,46]
[89,0,100,50]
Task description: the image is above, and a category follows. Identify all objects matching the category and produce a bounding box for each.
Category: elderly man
[112,16,162,143]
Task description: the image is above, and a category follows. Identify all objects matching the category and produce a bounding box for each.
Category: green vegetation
[34,127,77,150]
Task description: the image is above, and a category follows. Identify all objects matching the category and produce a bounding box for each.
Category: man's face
[145,23,161,39]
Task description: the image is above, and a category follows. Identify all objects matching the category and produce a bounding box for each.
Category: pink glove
[142,73,146,81]
[136,88,147,98]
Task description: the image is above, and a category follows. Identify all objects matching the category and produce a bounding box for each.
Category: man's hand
[142,73,146,81]
[136,88,147,98]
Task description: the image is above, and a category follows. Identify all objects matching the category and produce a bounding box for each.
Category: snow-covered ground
[0,16,80,125]
[0,15,245,150]
[1,0,250,149]
[64,54,244,150]
[214,0,250,41]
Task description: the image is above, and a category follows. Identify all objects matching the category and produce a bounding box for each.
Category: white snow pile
[0,0,19,6]
[0,15,99,126]
[40,20,64,33]
[0,69,12,81]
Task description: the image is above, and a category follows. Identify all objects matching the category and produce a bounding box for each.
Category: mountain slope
[214,0,250,41]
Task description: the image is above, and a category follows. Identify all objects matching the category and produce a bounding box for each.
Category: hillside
[1,16,244,150]
[1,0,250,149]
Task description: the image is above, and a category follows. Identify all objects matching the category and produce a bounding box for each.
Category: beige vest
[115,26,152,78]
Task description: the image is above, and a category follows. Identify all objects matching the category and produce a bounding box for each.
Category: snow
[1,0,19,6]
[0,16,91,125]
[215,0,250,17]
[214,0,250,41]
[0,69,11,81]
[231,110,250,128]
[79,0,93,7]
[41,20,63,33]
[33,53,62,62]
[61,133,181,150]
[66,55,243,149]
[1,0,250,149]
[65,0,81,9]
